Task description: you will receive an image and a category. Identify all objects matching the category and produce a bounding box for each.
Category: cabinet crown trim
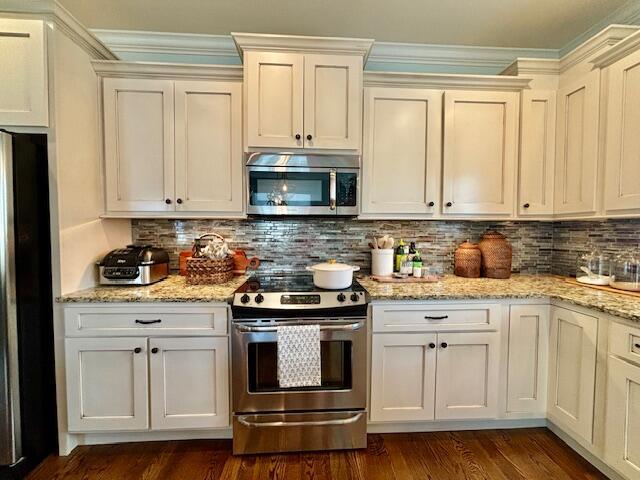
[501,58,560,76]
[1,0,116,60]
[92,60,243,81]
[591,28,640,67]
[231,32,374,61]
[559,24,639,73]
[363,71,531,90]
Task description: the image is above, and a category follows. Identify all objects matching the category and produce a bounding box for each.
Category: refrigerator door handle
[0,132,21,466]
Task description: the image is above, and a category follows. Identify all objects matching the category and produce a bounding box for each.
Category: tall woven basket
[478,231,512,279]
[186,233,234,285]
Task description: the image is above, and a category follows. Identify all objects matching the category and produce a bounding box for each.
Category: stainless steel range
[230,275,368,455]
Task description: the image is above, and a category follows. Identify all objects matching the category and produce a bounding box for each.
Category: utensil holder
[371,249,394,277]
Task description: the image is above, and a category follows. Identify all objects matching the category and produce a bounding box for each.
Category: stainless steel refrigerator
[0,131,56,479]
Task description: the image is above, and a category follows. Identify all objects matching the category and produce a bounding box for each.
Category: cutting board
[371,275,440,284]
[563,277,640,298]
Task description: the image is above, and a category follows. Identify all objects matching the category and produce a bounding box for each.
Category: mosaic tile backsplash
[132,219,555,275]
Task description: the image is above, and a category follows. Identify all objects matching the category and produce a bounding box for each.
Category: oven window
[247,341,352,392]
[248,171,330,207]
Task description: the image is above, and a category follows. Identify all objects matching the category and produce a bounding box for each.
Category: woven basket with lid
[478,230,512,279]
[454,240,481,278]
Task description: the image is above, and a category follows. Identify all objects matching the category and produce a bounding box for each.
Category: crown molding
[92,29,238,62]
[91,60,243,81]
[559,24,639,73]
[501,58,560,76]
[231,32,374,61]
[363,71,531,90]
[368,42,557,70]
[591,29,640,67]
[0,0,116,60]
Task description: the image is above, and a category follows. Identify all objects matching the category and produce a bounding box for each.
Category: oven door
[232,318,366,413]
[246,167,358,216]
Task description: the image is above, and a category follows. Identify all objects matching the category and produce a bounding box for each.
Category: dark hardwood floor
[26,428,607,480]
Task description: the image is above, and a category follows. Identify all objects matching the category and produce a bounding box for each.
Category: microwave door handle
[329,169,337,211]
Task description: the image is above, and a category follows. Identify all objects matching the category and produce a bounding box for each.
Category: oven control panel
[233,290,367,309]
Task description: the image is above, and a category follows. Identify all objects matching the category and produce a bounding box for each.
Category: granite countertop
[58,274,640,323]
[57,275,248,304]
[359,274,640,323]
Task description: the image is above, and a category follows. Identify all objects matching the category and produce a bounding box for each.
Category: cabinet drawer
[609,320,640,366]
[371,304,500,332]
[65,306,228,337]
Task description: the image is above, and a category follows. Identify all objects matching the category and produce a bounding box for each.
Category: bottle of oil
[395,239,406,272]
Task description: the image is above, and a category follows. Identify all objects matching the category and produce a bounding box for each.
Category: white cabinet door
[104,78,175,212]
[303,54,362,150]
[174,81,243,213]
[434,332,500,419]
[370,333,437,422]
[547,307,598,444]
[361,88,442,215]
[507,305,549,414]
[518,90,556,216]
[442,90,518,216]
[554,71,600,216]
[149,337,229,430]
[604,49,640,214]
[604,356,640,479]
[65,337,149,432]
[0,19,48,126]
[245,51,304,149]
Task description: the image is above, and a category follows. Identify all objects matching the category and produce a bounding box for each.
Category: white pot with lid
[306,260,360,290]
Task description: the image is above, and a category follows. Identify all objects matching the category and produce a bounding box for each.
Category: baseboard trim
[547,422,625,480]
[75,428,233,447]
[367,418,546,433]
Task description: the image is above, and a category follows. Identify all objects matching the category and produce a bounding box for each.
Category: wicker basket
[186,256,234,285]
[478,231,512,279]
[186,232,234,285]
[454,240,481,278]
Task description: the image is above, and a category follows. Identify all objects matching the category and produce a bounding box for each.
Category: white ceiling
[59,0,632,49]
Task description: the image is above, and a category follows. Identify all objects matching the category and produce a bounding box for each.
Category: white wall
[51,28,130,295]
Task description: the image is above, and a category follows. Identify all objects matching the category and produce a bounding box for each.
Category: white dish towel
[277,324,321,388]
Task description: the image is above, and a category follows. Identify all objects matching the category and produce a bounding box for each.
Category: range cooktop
[231,275,369,317]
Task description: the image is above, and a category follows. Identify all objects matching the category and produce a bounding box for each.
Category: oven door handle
[234,321,365,333]
[236,412,364,428]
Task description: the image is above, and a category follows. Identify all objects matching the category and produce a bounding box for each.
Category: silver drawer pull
[424,315,448,320]
[237,412,363,428]
[234,321,364,333]
[135,319,162,325]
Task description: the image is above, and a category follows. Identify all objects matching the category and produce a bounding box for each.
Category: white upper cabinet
[603,48,640,214]
[554,70,600,216]
[518,90,556,216]
[104,78,175,212]
[101,69,244,216]
[245,52,304,149]
[0,18,48,127]
[245,51,362,151]
[303,54,362,150]
[442,90,518,216]
[361,88,442,216]
[547,307,598,444]
[174,81,243,213]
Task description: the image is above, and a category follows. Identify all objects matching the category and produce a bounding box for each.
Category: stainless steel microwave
[246,153,359,216]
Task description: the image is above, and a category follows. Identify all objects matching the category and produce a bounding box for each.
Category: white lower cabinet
[370,333,437,422]
[65,337,149,432]
[370,330,500,422]
[434,332,500,420]
[66,336,230,433]
[507,305,549,414]
[604,355,640,479]
[547,306,598,444]
[149,337,229,430]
